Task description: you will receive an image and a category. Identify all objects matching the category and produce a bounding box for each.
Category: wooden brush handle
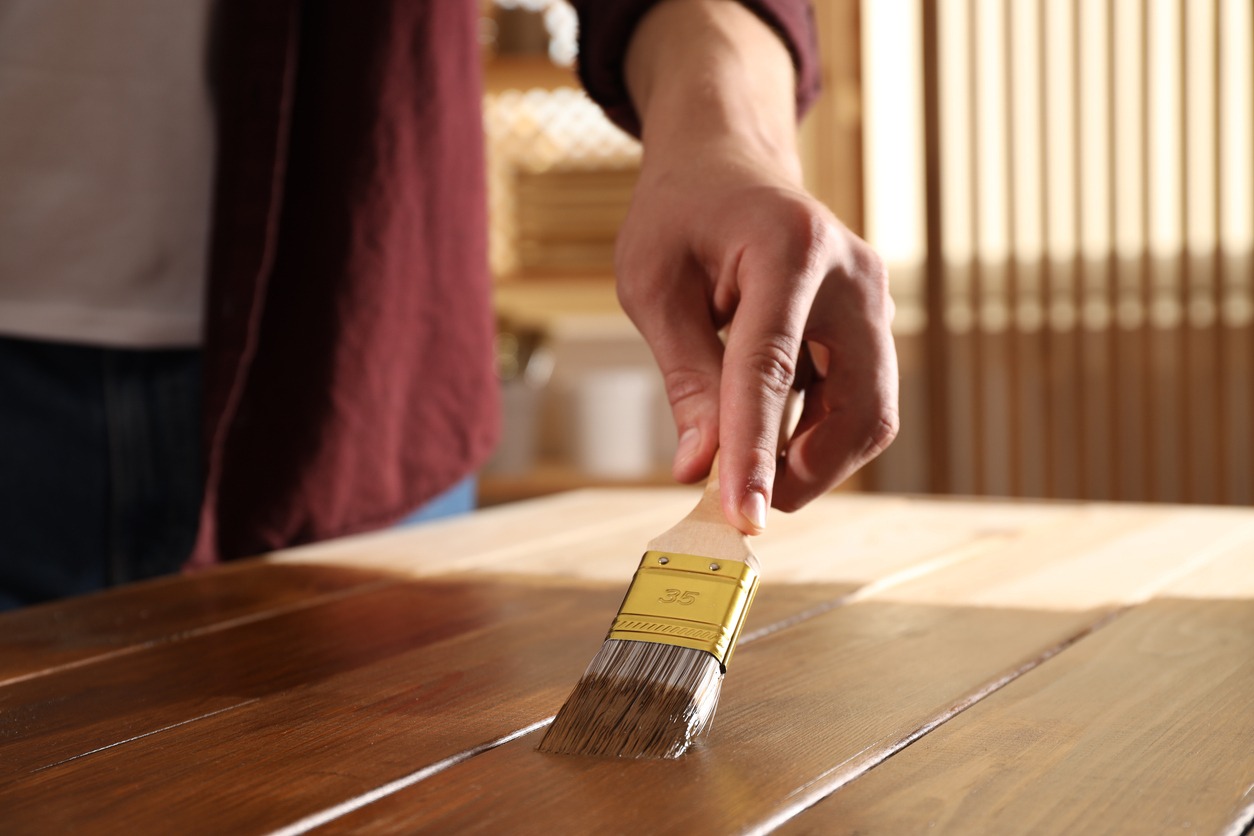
[646,458,753,561]
[683,453,726,526]
[652,383,807,556]
[647,377,804,561]
[685,381,803,528]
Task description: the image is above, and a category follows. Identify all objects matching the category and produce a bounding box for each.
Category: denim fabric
[0,335,480,611]
[0,337,202,610]
[397,475,477,526]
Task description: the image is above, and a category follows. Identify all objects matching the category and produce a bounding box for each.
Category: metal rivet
[658,556,669,565]
[710,563,720,571]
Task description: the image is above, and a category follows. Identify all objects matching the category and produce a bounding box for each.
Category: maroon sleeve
[569,0,821,137]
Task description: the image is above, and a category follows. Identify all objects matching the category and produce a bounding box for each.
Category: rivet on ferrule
[606,550,760,671]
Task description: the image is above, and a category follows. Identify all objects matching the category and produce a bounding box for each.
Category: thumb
[618,273,726,484]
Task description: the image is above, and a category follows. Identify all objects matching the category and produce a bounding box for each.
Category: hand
[616,137,899,534]
[615,0,899,533]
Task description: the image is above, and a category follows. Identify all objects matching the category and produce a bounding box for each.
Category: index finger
[717,238,825,533]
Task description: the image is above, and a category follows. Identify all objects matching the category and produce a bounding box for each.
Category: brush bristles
[538,639,724,759]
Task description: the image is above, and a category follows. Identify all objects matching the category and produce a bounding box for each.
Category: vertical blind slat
[914,0,1249,503]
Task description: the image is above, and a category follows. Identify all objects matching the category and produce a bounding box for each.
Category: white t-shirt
[0,0,215,347]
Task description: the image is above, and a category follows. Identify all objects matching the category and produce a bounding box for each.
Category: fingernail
[739,490,768,532]
[675,427,700,465]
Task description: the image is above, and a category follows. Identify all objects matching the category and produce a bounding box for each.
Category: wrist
[624,0,801,180]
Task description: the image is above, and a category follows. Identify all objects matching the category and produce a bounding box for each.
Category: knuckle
[864,407,900,458]
[785,205,841,273]
[743,446,781,492]
[744,338,799,399]
[861,246,888,285]
[856,247,895,320]
[661,366,715,412]
[613,250,671,316]
[614,270,652,316]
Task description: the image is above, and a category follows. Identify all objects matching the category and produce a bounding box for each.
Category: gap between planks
[31,700,262,774]
[753,519,1254,834]
[743,606,1127,836]
[267,718,555,836]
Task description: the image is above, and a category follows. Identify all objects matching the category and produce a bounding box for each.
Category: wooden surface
[2,490,1252,834]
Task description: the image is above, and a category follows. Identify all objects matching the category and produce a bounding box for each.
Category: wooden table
[3,490,1252,834]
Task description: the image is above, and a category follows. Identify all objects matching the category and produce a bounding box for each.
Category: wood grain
[779,599,1254,835]
[4,493,1250,834]
[872,506,1254,609]
[0,578,621,834]
[0,577,853,834]
[0,562,391,684]
[314,601,1105,835]
[295,507,1254,834]
[278,490,1068,587]
[279,504,1225,833]
[0,578,560,780]
[646,457,754,563]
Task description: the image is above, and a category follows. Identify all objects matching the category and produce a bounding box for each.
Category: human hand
[616,139,899,534]
[613,0,899,533]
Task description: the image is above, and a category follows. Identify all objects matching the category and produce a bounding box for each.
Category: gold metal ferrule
[607,551,760,671]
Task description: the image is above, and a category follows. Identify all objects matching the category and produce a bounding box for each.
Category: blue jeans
[0,335,477,611]
[398,476,477,525]
[0,336,203,611]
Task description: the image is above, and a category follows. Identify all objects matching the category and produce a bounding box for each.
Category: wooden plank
[0,578,856,833]
[0,562,391,684]
[0,493,1023,780]
[800,0,864,237]
[779,546,1254,835]
[4,495,1237,834]
[310,604,1102,834]
[0,491,1056,688]
[871,506,1254,610]
[1,577,602,781]
[278,491,1067,587]
[0,497,1090,832]
[270,489,679,578]
[258,508,1235,833]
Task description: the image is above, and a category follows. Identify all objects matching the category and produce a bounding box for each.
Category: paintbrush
[539,353,809,759]
[537,455,760,759]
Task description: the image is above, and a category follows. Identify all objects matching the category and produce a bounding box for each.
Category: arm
[594,0,899,533]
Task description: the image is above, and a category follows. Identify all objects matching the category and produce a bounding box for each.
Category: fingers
[773,244,900,510]
[616,179,899,528]
[616,255,726,484]
[716,217,828,534]
[772,344,899,510]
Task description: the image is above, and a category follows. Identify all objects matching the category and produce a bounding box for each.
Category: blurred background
[477,0,1254,509]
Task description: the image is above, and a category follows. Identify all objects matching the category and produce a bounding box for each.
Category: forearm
[624,0,802,181]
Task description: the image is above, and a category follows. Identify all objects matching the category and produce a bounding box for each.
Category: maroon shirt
[191,0,819,565]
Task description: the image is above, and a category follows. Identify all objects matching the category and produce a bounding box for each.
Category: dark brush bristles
[538,639,724,758]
